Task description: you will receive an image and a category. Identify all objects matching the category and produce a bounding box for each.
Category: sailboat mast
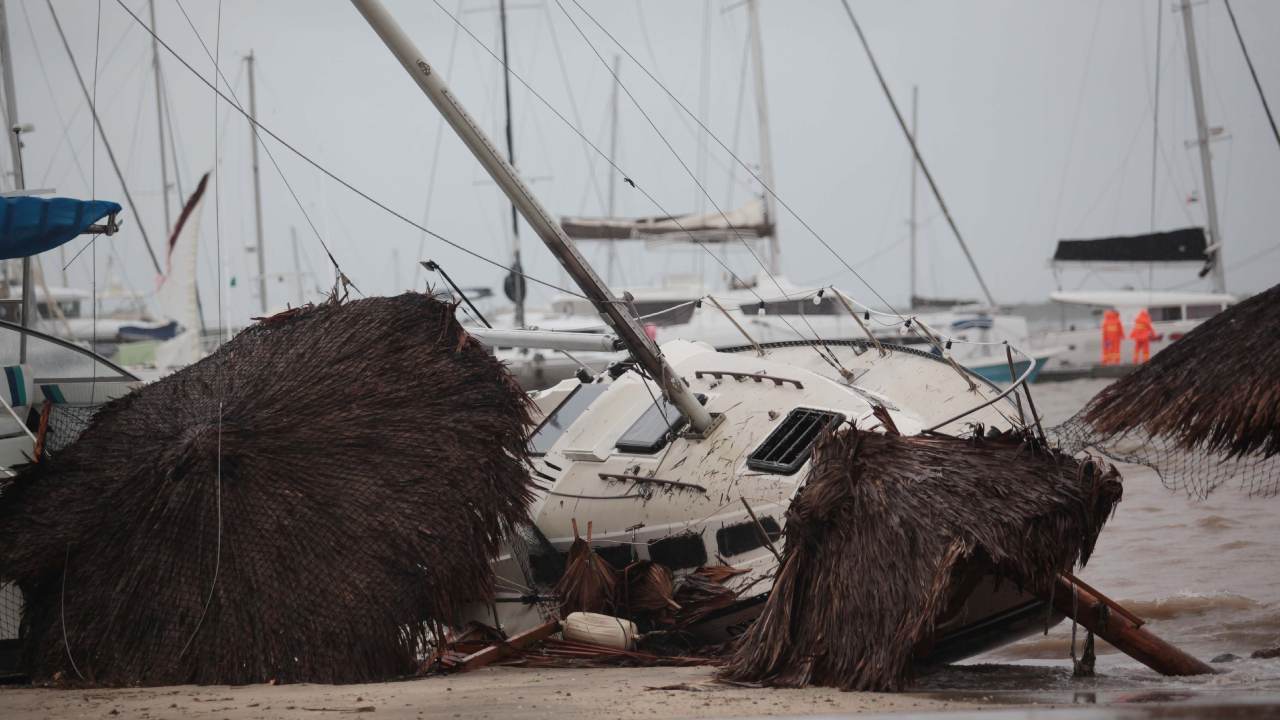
[1178,0,1226,293]
[746,0,778,275]
[908,85,918,308]
[499,0,525,327]
[291,226,304,306]
[149,0,172,235]
[349,0,714,433]
[0,0,33,361]
[246,50,268,314]
[605,53,621,285]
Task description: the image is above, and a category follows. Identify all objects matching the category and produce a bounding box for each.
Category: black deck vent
[747,408,842,475]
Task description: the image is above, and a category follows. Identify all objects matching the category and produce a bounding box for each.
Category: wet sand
[0,666,1001,719]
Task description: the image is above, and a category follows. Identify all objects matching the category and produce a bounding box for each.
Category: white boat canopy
[561,198,771,243]
[1049,289,1237,309]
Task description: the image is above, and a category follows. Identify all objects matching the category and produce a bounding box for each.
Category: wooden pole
[1048,574,1213,677]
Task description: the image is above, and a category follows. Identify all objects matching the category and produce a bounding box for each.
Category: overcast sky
[4,0,1278,328]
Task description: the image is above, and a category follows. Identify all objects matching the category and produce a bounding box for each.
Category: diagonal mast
[349,0,713,433]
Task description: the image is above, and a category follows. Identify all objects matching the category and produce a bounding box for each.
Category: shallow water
[917,378,1280,698]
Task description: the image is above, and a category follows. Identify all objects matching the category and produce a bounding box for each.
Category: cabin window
[631,301,696,327]
[615,393,706,455]
[1149,306,1182,322]
[595,543,635,570]
[747,408,842,475]
[648,532,707,570]
[528,383,609,455]
[1185,304,1221,320]
[716,516,782,557]
[737,297,841,316]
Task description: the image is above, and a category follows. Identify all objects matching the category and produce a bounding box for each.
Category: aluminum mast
[498,0,525,328]
[246,50,268,314]
[1179,0,1226,293]
[908,85,918,308]
[0,0,33,361]
[149,0,172,234]
[349,0,714,433]
[746,0,778,274]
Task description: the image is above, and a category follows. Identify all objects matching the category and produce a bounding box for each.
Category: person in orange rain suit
[1100,309,1124,365]
[1130,308,1155,364]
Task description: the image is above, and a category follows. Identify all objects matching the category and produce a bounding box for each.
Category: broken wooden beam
[1048,573,1213,677]
[453,620,561,673]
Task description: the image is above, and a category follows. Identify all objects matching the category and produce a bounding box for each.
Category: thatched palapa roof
[721,427,1121,691]
[1083,282,1280,459]
[0,293,534,685]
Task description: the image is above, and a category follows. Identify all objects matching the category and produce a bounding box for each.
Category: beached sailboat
[351,0,1101,668]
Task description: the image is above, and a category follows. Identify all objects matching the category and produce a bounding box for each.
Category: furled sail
[1052,227,1208,265]
[0,196,121,259]
[153,173,209,370]
[561,197,771,243]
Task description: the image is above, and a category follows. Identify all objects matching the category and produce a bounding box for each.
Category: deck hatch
[747,408,842,475]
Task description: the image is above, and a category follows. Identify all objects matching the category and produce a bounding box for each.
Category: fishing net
[0,293,535,686]
[1049,282,1280,500]
[722,426,1122,691]
[1051,418,1280,500]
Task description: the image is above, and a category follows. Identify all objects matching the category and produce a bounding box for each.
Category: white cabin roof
[1049,290,1236,309]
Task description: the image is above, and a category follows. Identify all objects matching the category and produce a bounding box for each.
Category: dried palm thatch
[555,521,617,616]
[722,427,1121,691]
[0,293,534,686]
[619,561,680,621]
[1082,283,1280,459]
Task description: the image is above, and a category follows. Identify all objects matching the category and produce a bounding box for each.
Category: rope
[568,0,908,319]
[435,0,847,371]
[111,0,586,301]
[837,0,994,308]
[1224,0,1280,155]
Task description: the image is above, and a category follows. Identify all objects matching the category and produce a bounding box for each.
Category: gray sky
[5,0,1279,328]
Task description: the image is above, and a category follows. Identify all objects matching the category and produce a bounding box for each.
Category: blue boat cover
[0,196,123,259]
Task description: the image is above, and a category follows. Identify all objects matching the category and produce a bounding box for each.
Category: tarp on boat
[0,196,121,259]
[1052,227,1208,265]
[561,198,771,243]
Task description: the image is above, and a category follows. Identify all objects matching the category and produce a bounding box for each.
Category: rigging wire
[836,0,994,308]
[112,0,582,301]
[16,0,90,191]
[545,0,847,370]
[541,0,607,214]
[427,0,829,330]
[1223,0,1280,155]
[180,0,224,659]
[46,0,162,275]
[171,0,348,292]
[571,0,907,318]
[411,0,465,290]
[1049,0,1104,245]
[1150,0,1163,231]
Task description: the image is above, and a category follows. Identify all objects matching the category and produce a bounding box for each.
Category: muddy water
[918,378,1280,697]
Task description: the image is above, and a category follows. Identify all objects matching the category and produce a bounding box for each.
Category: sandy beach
[0,665,1009,719]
